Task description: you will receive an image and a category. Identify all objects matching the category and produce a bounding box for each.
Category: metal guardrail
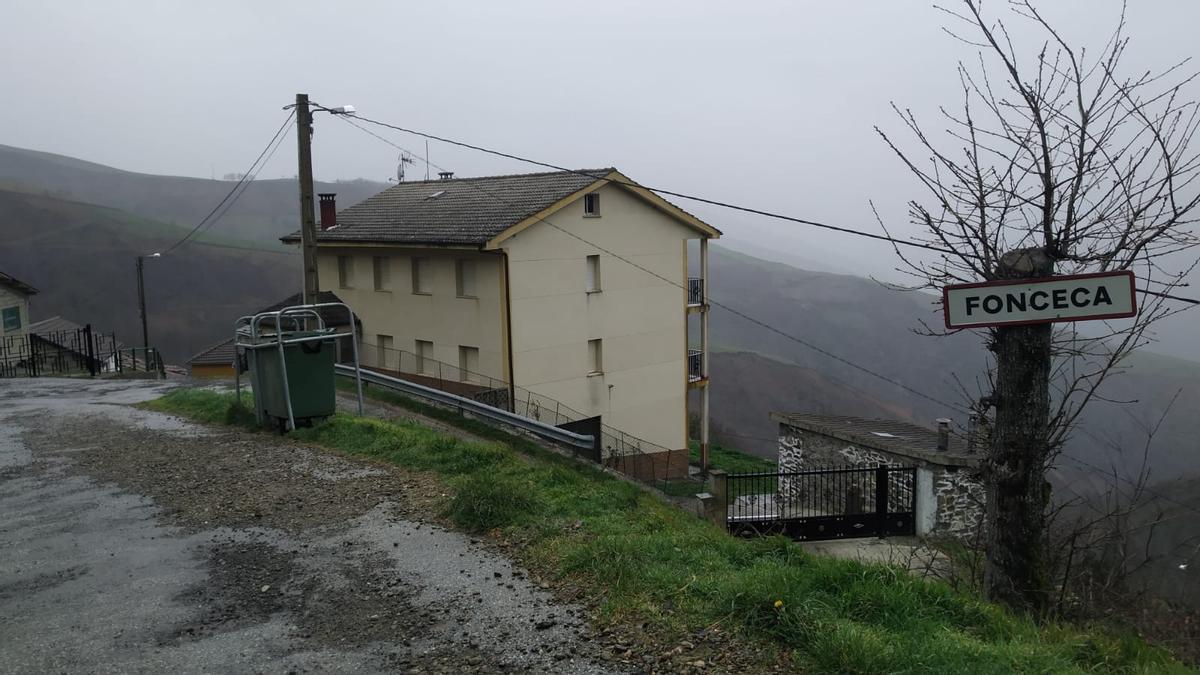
[334,363,596,451]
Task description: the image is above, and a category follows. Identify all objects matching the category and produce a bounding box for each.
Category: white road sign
[943,271,1137,329]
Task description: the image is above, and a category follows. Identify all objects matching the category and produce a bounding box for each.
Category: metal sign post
[943,271,1137,329]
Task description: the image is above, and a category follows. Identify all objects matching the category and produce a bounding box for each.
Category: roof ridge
[385,167,615,187]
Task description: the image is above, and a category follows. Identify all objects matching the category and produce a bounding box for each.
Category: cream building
[0,270,38,375]
[0,270,37,341]
[284,169,719,472]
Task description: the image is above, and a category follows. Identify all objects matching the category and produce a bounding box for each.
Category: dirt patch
[23,413,445,533]
[160,534,432,652]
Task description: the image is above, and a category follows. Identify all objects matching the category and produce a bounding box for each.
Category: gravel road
[0,378,625,674]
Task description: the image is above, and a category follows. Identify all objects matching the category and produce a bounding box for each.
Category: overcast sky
[4,0,1199,351]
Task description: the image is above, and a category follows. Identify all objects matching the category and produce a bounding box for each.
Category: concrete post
[916,467,936,537]
[708,469,728,529]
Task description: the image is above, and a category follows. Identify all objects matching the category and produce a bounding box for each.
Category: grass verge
[146,387,1187,673]
[690,440,777,474]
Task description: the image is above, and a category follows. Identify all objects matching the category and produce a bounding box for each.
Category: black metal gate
[0,326,158,378]
[726,466,916,541]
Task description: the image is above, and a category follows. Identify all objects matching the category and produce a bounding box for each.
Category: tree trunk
[984,248,1054,614]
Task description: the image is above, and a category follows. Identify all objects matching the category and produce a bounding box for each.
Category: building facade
[285,169,718,471]
[771,412,985,541]
[0,270,37,342]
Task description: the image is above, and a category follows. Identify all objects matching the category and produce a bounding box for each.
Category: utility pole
[137,255,149,349]
[296,93,319,306]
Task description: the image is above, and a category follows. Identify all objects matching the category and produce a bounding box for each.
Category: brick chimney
[936,418,951,452]
[319,193,337,230]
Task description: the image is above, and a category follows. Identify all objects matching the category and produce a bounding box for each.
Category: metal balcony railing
[688,349,705,382]
[687,277,704,306]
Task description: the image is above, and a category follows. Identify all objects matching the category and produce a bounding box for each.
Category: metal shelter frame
[233,302,363,430]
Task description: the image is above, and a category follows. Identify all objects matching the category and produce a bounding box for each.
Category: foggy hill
[705,245,1200,487]
[0,189,295,362]
[0,143,1194,490]
[0,143,386,247]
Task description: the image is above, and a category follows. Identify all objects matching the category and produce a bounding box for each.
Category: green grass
[142,388,257,428]
[690,439,777,474]
[146,387,1188,673]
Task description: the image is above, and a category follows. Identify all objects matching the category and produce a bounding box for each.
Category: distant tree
[877,0,1200,614]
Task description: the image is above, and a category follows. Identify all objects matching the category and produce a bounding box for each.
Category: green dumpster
[250,330,336,428]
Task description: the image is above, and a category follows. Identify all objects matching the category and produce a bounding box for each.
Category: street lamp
[136,252,161,350]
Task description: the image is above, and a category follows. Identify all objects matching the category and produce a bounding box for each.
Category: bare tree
[876,0,1200,613]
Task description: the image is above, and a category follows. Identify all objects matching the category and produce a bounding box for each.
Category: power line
[331,108,1200,307]
[333,113,971,415]
[160,111,295,256]
[326,108,962,257]
[336,109,1200,514]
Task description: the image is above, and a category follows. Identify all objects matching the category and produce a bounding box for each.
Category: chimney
[967,413,980,453]
[319,193,337,230]
[438,171,454,180]
[936,418,951,452]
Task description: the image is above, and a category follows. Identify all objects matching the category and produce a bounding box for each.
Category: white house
[283,168,719,476]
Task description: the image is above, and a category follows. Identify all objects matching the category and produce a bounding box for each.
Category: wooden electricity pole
[136,255,149,349]
[296,93,319,305]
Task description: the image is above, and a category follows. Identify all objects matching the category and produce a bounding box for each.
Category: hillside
[705,245,1200,485]
[0,189,296,362]
[0,142,1193,489]
[0,144,386,247]
[703,350,918,458]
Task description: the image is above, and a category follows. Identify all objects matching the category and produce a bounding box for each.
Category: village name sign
[943,271,1137,329]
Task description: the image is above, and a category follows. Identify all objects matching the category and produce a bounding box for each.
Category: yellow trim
[484,170,722,250]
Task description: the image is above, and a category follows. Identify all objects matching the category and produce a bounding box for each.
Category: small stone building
[770,412,985,542]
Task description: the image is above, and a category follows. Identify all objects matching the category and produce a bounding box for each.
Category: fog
[3,0,1198,356]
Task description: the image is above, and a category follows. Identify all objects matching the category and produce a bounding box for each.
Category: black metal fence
[726,465,916,541]
[0,326,162,378]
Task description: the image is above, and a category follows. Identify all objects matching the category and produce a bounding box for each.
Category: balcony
[688,349,705,384]
[687,277,704,307]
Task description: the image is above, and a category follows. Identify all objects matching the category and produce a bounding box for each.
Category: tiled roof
[256,291,358,328]
[188,337,235,366]
[28,316,81,336]
[769,412,979,466]
[0,270,38,295]
[281,169,613,246]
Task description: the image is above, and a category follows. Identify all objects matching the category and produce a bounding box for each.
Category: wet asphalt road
[0,378,620,674]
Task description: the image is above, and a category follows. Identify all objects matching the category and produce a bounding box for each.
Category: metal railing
[687,277,704,306]
[335,364,595,451]
[350,339,689,485]
[0,326,161,378]
[688,349,704,382]
[725,465,917,540]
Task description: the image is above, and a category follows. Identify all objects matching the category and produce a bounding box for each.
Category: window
[376,334,393,369]
[337,256,353,288]
[458,345,479,383]
[412,257,430,294]
[583,192,600,217]
[1,306,20,333]
[373,256,391,291]
[587,338,603,375]
[586,255,601,292]
[455,259,477,297]
[415,339,434,374]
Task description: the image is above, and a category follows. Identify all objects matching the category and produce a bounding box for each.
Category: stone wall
[777,422,984,542]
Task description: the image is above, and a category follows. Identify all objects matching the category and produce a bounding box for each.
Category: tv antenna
[396,152,415,182]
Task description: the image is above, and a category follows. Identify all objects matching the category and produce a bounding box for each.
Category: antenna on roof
[425,140,430,181]
[396,152,414,182]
